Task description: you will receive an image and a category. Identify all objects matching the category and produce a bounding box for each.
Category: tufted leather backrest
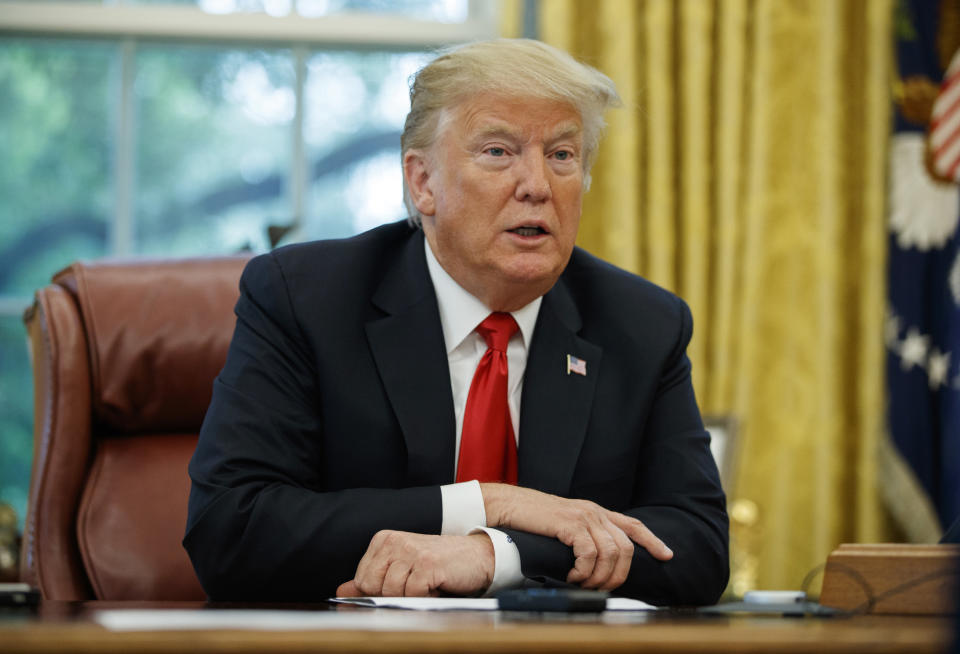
[21,256,250,600]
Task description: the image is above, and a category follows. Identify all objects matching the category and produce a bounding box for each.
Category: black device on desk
[497,588,608,612]
[0,584,40,607]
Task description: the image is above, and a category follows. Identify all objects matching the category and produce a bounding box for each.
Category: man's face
[406,94,584,311]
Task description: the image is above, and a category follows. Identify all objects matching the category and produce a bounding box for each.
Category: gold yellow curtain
[533,0,896,591]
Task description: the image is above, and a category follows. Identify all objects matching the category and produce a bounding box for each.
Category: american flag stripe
[930,72,960,126]
[931,112,960,150]
[930,91,960,145]
[945,150,960,180]
[936,132,960,174]
[930,49,960,182]
[566,354,587,376]
[932,53,960,110]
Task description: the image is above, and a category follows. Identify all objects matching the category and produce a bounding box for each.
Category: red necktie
[456,312,519,484]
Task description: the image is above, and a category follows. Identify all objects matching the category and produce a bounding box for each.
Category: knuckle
[576,540,598,559]
[572,553,591,569]
[355,578,376,595]
[616,568,629,585]
[608,506,627,519]
[556,527,577,546]
[613,530,630,548]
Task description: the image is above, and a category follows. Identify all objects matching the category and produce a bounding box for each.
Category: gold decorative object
[0,502,20,583]
[896,75,939,127]
[728,498,761,598]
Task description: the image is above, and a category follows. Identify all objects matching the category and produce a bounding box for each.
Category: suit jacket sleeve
[504,296,729,606]
[184,251,442,601]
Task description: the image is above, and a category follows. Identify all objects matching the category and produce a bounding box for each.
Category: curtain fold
[541,0,895,591]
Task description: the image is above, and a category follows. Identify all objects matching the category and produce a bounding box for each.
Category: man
[184,39,729,605]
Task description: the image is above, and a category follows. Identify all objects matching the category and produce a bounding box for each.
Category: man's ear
[403,149,436,217]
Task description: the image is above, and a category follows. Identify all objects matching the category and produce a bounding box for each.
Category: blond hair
[402,38,621,224]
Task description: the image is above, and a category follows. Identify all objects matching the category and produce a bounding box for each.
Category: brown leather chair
[20,256,250,600]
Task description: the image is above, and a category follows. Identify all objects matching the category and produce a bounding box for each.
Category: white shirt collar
[424,237,542,354]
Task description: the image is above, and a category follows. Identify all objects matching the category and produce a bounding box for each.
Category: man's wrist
[468,532,496,590]
[470,527,523,595]
[479,482,506,526]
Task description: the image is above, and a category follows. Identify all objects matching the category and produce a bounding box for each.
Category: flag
[566,354,586,376]
[930,51,960,182]
[887,0,960,534]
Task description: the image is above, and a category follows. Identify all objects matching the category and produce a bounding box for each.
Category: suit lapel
[365,233,456,486]
[518,278,602,496]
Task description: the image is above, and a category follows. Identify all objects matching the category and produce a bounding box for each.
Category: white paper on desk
[331,597,498,610]
[94,609,442,632]
[606,598,657,611]
[330,597,656,611]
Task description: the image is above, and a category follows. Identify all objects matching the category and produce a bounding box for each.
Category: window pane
[0,39,113,296]
[0,315,33,532]
[118,0,469,21]
[300,50,429,240]
[297,0,468,21]
[135,46,294,255]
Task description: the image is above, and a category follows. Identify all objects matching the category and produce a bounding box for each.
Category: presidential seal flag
[886,0,960,539]
[930,50,960,183]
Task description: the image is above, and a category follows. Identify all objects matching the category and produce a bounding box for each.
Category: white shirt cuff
[439,480,486,535]
[470,527,524,595]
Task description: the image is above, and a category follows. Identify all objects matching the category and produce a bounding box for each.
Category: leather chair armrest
[22,286,95,600]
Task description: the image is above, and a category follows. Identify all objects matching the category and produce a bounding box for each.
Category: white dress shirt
[425,242,541,594]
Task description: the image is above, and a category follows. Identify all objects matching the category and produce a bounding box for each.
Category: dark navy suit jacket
[184,221,729,605]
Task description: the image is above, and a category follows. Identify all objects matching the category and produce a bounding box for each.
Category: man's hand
[336,531,494,597]
[480,484,673,591]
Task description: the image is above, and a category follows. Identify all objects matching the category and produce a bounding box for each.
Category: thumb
[336,580,362,597]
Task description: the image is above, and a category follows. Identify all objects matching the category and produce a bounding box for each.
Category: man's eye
[487,147,506,157]
[554,150,572,161]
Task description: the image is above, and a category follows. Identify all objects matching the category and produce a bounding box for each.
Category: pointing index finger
[611,513,673,561]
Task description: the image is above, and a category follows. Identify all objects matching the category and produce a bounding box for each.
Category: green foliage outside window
[0,35,429,531]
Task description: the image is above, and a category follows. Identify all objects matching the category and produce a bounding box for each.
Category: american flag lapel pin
[566,354,587,376]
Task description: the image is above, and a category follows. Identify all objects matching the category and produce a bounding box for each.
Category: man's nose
[514,150,552,202]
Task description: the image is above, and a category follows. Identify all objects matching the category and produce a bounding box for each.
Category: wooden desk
[0,601,953,654]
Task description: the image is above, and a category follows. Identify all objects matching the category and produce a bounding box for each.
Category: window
[0,0,497,530]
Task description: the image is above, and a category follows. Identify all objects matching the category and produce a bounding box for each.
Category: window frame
[0,2,498,46]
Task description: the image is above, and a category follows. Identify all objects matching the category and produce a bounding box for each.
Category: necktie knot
[476,312,518,352]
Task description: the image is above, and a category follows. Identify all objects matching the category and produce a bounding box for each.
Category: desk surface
[1,601,953,654]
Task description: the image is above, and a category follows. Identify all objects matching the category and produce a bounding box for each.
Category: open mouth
[509,226,547,237]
